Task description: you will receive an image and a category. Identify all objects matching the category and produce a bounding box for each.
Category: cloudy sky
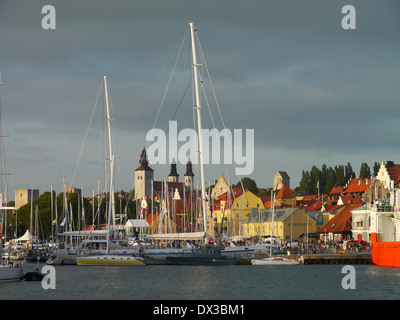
[0,0,399,199]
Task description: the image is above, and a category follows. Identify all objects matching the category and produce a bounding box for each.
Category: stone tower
[134,148,154,200]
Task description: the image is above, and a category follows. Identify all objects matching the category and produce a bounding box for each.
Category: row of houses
[211,161,400,243]
[131,159,400,244]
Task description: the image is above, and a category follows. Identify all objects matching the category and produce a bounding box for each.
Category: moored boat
[0,261,24,282]
[251,256,301,266]
[76,255,145,266]
[370,232,400,267]
[166,245,237,265]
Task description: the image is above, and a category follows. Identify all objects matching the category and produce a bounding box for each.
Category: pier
[143,253,372,265]
[301,252,371,265]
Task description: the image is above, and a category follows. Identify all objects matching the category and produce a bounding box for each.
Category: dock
[301,252,371,265]
[143,253,372,265]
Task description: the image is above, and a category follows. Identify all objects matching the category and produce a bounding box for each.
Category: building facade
[15,189,39,210]
[273,171,290,190]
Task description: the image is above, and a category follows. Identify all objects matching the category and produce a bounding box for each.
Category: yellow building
[229,190,266,236]
[242,207,317,242]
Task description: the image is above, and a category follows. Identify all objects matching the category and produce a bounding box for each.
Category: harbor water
[2,263,400,300]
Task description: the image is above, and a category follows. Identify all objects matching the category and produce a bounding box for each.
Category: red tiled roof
[323,199,338,211]
[317,204,362,233]
[386,164,400,185]
[218,188,243,201]
[343,178,372,194]
[302,195,318,200]
[275,184,296,200]
[303,200,323,211]
[329,185,344,194]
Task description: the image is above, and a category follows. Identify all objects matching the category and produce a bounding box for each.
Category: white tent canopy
[125,219,149,228]
[15,229,32,242]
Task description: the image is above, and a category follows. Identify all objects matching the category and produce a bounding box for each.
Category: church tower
[134,148,154,200]
[184,160,194,191]
[168,159,179,182]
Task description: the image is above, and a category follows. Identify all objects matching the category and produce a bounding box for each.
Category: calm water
[2,262,400,300]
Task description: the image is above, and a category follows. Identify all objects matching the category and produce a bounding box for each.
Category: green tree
[373,162,380,176]
[345,162,355,182]
[299,170,311,193]
[235,177,258,194]
[359,163,371,179]
[335,165,346,186]
[325,167,336,193]
[310,166,321,194]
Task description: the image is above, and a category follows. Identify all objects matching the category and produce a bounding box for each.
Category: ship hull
[166,256,237,266]
[370,232,400,267]
[76,255,145,266]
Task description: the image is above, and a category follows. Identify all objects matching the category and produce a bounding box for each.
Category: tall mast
[103,76,115,251]
[189,22,208,241]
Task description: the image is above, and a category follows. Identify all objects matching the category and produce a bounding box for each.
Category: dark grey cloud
[0,0,399,195]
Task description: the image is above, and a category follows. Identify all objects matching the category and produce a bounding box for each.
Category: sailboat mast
[189,22,208,241]
[104,76,115,233]
[103,76,116,252]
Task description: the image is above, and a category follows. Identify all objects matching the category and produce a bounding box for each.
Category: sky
[0,0,399,200]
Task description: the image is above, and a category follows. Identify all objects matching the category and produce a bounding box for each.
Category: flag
[60,217,66,227]
[52,219,56,225]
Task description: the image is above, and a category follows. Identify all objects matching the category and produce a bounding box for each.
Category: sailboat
[142,22,265,261]
[76,76,144,266]
[23,205,46,280]
[0,74,24,281]
[0,259,23,282]
[251,189,301,266]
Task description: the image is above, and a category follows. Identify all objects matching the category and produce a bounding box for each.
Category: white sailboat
[76,76,144,266]
[0,258,23,282]
[137,22,210,259]
[251,256,301,266]
[251,190,301,265]
[142,22,265,261]
[0,75,24,281]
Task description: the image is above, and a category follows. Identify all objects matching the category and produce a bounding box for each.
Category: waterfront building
[212,188,242,237]
[242,207,317,242]
[317,204,362,242]
[230,190,266,235]
[375,160,400,189]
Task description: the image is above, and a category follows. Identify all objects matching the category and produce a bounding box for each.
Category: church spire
[135,147,153,172]
[184,159,194,177]
[168,158,179,182]
[184,160,194,190]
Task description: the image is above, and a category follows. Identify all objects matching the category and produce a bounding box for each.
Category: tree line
[298,162,380,195]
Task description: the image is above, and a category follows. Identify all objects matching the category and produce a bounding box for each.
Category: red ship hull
[370,232,400,267]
